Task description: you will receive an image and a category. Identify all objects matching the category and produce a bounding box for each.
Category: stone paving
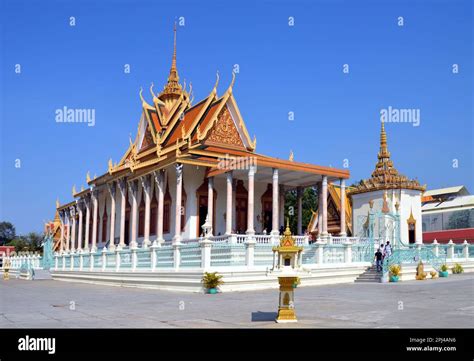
[0,274,473,328]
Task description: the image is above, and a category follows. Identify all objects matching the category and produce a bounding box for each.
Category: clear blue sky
[1,0,472,235]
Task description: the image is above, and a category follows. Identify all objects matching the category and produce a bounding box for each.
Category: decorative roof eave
[226,92,256,151]
[184,85,218,140]
[196,80,235,143]
[74,187,91,198]
[347,183,426,196]
[57,200,77,211]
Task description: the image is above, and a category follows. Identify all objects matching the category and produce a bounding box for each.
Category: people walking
[384,241,392,258]
[374,248,383,272]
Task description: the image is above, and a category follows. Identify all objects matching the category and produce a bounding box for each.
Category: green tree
[6,232,43,253]
[284,187,318,234]
[0,222,16,245]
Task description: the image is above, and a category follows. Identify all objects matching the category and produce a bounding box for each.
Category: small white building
[348,122,426,245]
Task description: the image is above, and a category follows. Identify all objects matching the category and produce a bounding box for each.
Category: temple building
[54,27,350,252]
[348,122,426,245]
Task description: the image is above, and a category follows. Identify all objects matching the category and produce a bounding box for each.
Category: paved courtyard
[0,274,473,328]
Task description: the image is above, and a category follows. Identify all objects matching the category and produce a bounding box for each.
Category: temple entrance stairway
[354,266,381,283]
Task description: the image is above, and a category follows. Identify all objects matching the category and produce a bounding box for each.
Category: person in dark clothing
[375,248,383,272]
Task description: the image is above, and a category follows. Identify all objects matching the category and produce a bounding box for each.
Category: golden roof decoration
[72,185,76,196]
[289,150,294,162]
[86,171,91,183]
[56,198,60,208]
[348,121,425,195]
[407,207,416,224]
[272,219,303,253]
[158,22,190,103]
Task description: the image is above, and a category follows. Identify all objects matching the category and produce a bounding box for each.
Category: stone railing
[5,239,472,274]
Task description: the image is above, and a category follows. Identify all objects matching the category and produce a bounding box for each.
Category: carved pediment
[205,106,244,148]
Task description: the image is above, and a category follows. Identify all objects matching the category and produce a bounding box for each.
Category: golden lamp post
[3,258,11,280]
[272,220,303,323]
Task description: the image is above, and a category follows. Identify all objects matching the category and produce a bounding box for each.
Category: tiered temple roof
[348,122,425,196]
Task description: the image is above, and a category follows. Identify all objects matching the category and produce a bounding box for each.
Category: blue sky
[1,0,472,235]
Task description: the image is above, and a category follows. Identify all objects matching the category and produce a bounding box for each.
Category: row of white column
[58,165,348,252]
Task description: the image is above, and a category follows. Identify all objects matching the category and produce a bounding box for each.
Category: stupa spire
[160,22,183,100]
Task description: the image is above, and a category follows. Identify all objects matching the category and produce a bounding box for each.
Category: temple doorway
[235,180,247,233]
[261,184,273,233]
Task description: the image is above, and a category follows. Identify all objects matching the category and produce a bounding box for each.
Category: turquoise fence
[179,244,201,268]
[211,243,246,267]
[136,249,152,269]
[156,246,173,268]
[254,244,274,266]
[323,244,345,263]
[105,251,116,269]
[302,244,317,264]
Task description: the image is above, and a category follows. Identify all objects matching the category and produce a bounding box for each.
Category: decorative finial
[289,150,294,161]
[56,198,60,208]
[213,71,220,93]
[149,82,156,99]
[72,185,76,195]
[139,86,146,104]
[80,185,84,192]
[86,171,91,183]
[228,70,236,93]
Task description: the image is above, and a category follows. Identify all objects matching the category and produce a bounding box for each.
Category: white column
[432,239,439,257]
[129,180,138,248]
[154,170,165,244]
[321,176,328,238]
[118,179,126,249]
[207,177,214,236]
[271,168,279,235]
[297,187,303,235]
[70,206,77,252]
[107,182,116,251]
[344,242,352,263]
[91,189,99,253]
[77,201,83,251]
[84,197,91,251]
[141,175,152,247]
[225,171,233,235]
[59,211,65,252]
[65,211,71,251]
[463,240,469,260]
[447,240,454,260]
[246,166,256,235]
[317,182,323,238]
[339,178,347,236]
[173,164,183,244]
[200,238,212,269]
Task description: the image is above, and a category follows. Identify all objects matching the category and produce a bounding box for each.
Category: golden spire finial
[379,121,390,160]
[72,185,76,195]
[159,22,183,99]
[172,21,177,72]
[289,150,294,161]
[56,198,60,208]
[86,171,91,183]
